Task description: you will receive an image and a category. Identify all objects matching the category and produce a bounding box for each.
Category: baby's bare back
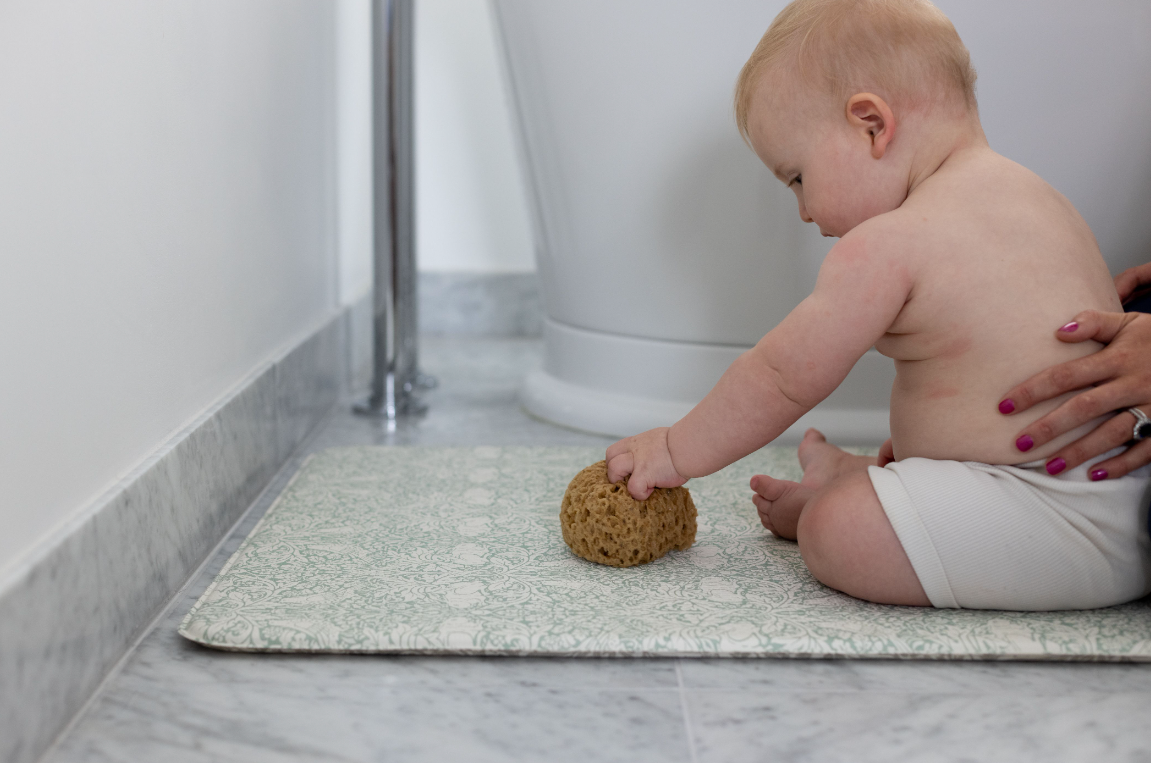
[876,151,1120,465]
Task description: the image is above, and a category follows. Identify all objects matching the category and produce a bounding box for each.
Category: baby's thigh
[796,472,930,607]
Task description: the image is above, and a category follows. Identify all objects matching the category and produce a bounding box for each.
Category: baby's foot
[797,428,874,490]
[750,474,814,540]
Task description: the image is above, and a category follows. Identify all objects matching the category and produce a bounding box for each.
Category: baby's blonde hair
[735,0,977,138]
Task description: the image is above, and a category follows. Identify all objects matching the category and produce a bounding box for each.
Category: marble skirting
[419,272,541,337]
[0,308,348,763]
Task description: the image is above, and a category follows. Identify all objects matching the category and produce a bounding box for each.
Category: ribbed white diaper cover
[868,449,1151,610]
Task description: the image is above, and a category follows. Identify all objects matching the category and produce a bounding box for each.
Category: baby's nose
[796,199,812,223]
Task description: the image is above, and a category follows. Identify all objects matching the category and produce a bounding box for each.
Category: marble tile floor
[44,336,1151,763]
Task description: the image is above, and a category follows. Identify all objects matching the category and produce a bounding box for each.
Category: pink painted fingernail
[1059,321,1079,333]
[1016,434,1034,452]
[998,399,1015,414]
[1045,457,1066,475]
[1090,469,1108,481]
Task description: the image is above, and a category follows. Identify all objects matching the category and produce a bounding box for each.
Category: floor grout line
[676,660,701,763]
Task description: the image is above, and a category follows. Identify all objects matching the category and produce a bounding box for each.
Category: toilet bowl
[490,0,1151,442]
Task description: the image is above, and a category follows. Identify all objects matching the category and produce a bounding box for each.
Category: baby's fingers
[605,437,631,462]
[752,494,773,530]
[606,452,634,484]
[625,471,655,502]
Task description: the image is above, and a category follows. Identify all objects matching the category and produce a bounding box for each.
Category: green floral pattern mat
[180,446,1151,660]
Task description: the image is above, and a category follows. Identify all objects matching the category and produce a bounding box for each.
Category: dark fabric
[1120,286,1151,534]
[1124,290,1151,315]
[1126,291,1151,536]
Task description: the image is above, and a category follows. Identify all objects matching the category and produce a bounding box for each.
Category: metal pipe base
[353,373,428,420]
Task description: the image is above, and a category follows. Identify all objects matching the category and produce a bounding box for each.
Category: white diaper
[868,449,1151,611]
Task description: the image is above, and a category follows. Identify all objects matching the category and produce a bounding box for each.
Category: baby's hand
[605,427,688,501]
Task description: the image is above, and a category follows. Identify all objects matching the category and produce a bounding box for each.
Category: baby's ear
[846,93,896,159]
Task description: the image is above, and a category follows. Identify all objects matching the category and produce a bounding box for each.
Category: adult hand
[1115,261,1151,306]
[998,268,1151,479]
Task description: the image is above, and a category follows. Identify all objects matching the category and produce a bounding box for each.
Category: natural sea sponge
[559,461,696,568]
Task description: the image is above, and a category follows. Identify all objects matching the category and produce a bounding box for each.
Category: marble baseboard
[419,272,541,337]
[0,309,348,763]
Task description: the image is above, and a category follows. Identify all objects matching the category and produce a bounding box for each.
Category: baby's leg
[797,471,930,607]
[752,429,928,605]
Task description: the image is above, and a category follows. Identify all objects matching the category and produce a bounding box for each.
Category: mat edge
[177,639,1151,663]
[177,453,319,642]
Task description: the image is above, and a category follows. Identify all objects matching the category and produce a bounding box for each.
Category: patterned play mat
[180,446,1151,660]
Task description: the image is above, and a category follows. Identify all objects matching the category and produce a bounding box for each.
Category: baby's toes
[751,476,812,540]
[753,495,774,530]
[752,474,802,502]
[796,428,827,459]
[801,427,827,445]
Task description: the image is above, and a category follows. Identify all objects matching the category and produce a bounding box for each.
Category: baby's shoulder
[834,208,932,265]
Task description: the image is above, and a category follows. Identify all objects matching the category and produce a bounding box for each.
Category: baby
[606,0,1151,610]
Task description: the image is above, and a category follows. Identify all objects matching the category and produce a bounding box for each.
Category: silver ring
[1128,407,1151,442]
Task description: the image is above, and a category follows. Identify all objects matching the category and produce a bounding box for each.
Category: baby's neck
[903,109,989,196]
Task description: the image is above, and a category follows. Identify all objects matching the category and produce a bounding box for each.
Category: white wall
[0,1,338,577]
[938,0,1151,274]
[336,0,375,305]
[415,0,534,274]
[335,0,534,293]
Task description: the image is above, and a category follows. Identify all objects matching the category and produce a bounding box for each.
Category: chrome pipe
[356,0,432,420]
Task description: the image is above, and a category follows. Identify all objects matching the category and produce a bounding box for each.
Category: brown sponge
[559,461,696,568]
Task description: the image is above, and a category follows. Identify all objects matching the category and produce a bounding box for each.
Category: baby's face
[746,77,903,238]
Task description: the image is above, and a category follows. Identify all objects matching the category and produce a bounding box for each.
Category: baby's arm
[607,228,913,498]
